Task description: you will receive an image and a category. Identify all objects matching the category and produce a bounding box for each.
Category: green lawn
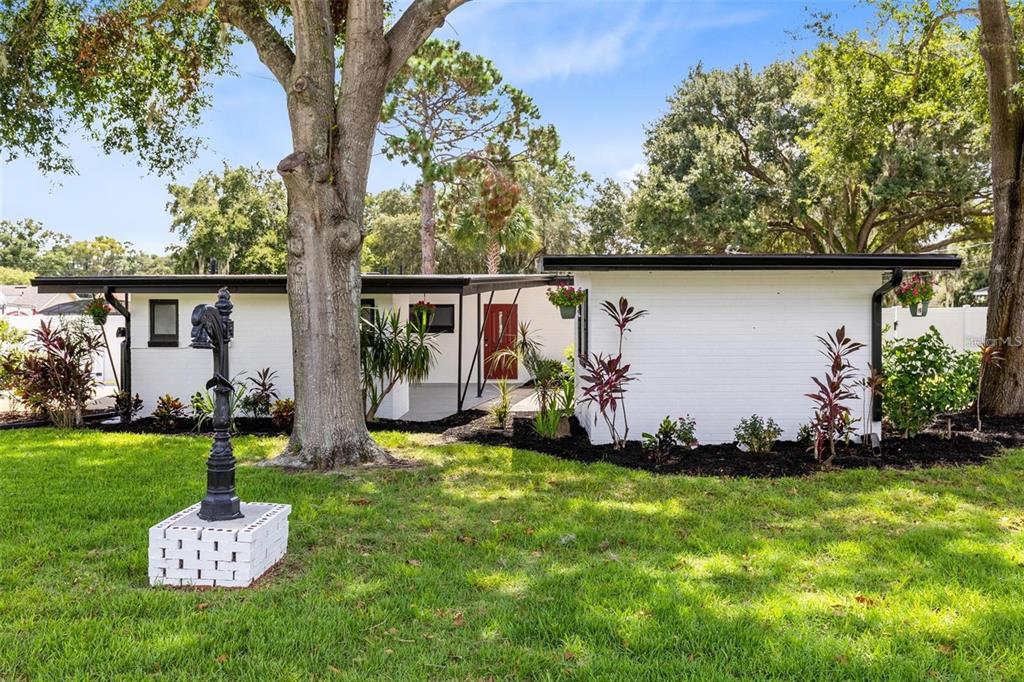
[3,431,1024,679]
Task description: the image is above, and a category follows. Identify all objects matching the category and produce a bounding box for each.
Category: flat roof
[540,253,962,272]
[32,273,564,296]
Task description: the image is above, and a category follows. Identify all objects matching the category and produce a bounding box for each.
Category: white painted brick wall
[149,503,290,588]
[574,270,885,445]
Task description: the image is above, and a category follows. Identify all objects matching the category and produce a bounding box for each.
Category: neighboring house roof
[37,299,124,317]
[973,288,988,300]
[32,273,566,296]
[0,285,74,315]
[540,253,962,272]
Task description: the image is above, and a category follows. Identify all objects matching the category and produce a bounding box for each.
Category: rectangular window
[149,299,179,347]
[411,303,456,333]
[360,298,376,323]
[576,289,589,360]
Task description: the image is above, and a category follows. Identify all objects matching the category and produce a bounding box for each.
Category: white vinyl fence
[882,306,988,351]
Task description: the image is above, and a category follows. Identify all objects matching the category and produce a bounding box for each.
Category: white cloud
[614,162,647,184]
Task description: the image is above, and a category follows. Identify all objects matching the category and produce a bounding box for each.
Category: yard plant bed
[85,409,489,437]
[448,413,1023,478]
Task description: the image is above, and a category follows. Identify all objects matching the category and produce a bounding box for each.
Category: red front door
[484,304,518,380]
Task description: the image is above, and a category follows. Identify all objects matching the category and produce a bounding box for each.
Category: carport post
[456,294,464,411]
[476,293,483,397]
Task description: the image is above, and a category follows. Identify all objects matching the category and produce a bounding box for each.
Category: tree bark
[485,239,500,274]
[419,180,437,274]
[978,0,1024,415]
[224,0,469,467]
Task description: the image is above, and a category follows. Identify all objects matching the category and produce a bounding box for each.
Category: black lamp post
[190,287,243,522]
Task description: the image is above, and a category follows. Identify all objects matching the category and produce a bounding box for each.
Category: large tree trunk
[284,190,390,466]
[419,180,437,274]
[979,0,1024,415]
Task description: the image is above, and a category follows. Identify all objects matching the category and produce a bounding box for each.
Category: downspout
[871,268,903,423]
[104,288,131,412]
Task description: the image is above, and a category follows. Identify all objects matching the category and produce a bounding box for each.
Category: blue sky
[0,0,871,253]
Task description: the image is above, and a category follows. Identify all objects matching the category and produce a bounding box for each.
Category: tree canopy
[631,13,991,254]
[166,164,288,274]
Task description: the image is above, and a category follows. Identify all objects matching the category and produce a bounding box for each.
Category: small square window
[149,299,179,347]
[410,303,455,333]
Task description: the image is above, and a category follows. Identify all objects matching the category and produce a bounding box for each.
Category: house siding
[573,270,884,445]
[128,287,572,419]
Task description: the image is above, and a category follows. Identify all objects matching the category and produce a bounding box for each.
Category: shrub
[734,415,782,454]
[579,297,647,448]
[490,378,512,428]
[883,327,978,436]
[0,319,25,395]
[361,308,438,421]
[153,395,187,432]
[271,398,295,430]
[114,391,143,424]
[642,415,698,462]
[8,321,102,427]
[241,367,279,418]
[806,326,864,463]
[191,380,246,432]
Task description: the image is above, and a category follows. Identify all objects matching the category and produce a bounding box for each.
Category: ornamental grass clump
[361,308,437,421]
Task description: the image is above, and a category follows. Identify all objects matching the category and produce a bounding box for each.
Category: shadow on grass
[2,429,1024,678]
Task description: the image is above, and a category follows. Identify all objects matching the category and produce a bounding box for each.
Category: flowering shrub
[546,286,587,308]
[895,273,934,306]
[84,297,112,325]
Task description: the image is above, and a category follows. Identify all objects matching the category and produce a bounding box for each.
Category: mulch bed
[78,408,489,437]
[445,411,1024,478]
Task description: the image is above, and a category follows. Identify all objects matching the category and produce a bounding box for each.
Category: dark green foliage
[734,415,783,454]
[361,308,438,421]
[642,415,698,464]
[883,327,979,436]
[113,391,143,424]
[240,368,279,418]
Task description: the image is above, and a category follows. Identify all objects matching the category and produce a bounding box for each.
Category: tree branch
[384,0,472,81]
[217,0,295,89]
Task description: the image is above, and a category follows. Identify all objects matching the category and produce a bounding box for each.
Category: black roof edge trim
[539,253,962,272]
[31,273,563,295]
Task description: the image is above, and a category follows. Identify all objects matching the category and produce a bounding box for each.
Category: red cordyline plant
[579,297,648,448]
[806,326,865,464]
[976,343,1004,431]
[10,321,103,427]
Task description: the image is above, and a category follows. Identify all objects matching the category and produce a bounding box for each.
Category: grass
[3,430,1024,679]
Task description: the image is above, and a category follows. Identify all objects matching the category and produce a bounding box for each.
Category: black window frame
[411,303,456,333]
[360,298,376,323]
[148,299,180,348]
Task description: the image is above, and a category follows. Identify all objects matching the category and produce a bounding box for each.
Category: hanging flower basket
[410,300,436,325]
[84,298,112,326]
[546,286,586,319]
[895,273,934,318]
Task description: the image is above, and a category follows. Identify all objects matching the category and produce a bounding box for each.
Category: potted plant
[84,297,112,326]
[410,300,436,326]
[546,286,587,319]
[895,273,935,317]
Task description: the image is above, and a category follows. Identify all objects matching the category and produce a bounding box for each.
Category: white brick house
[540,254,962,445]
[33,274,574,421]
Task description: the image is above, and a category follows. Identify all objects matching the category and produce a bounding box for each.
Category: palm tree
[451,167,539,273]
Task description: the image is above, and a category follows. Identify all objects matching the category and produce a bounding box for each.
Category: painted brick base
[148,502,290,588]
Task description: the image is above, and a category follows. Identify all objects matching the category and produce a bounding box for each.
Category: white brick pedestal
[149,502,290,588]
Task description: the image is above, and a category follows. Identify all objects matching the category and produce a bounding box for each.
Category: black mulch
[444,411,1024,478]
[72,408,489,437]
